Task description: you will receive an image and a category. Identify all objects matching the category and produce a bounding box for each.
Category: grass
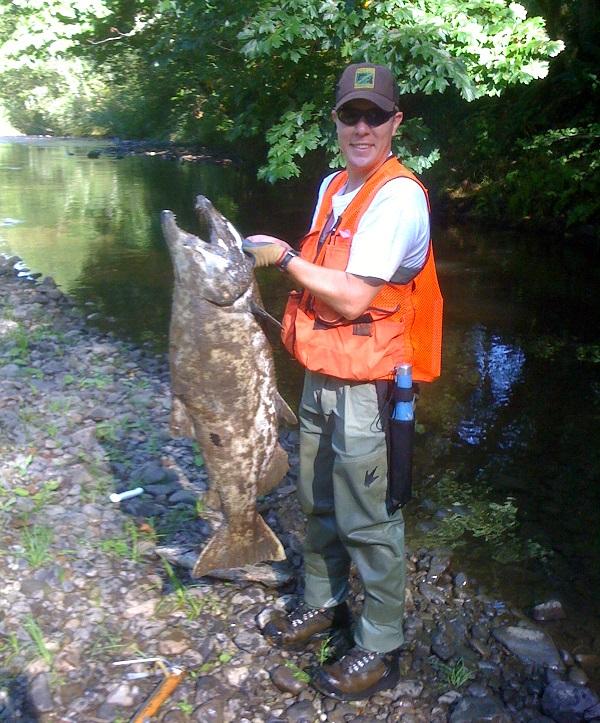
[158,559,222,621]
[23,616,53,667]
[432,657,475,689]
[8,480,60,514]
[316,635,334,665]
[0,632,23,666]
[192,442,204,468]
[99,520,147,562]
[87,624,144,660]
[284,661,311,684]
[79,373,113,390]
[21,525,54,568]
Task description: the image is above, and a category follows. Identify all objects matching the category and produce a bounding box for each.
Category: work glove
[242,236,291,268]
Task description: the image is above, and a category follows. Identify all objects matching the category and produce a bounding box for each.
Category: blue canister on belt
[392,363,414,422]
[387,362,415,513]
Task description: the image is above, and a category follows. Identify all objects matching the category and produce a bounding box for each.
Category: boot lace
[289,602,327,628]
[341,647,378,673]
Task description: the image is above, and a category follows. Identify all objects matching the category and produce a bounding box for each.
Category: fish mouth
[161,208,227,261]
[194,195,245,255]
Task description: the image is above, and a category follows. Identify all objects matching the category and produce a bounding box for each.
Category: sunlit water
[2,137,599,683]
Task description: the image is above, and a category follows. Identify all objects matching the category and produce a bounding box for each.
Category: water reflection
[456,326,525,446]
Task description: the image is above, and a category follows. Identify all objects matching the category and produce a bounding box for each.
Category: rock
[568,666,589,685]
[133,461,177,485]
[270,665,307,694]
[29,672,54,713]
[392,680,424,699]
[169,489,198,505]
[432,629,458,661]
[449,694,512,722]
[194,675,224,705]
[419,582,449,605]
[454,572,468,588]
[532,600,566,622]
[223,664,250,687]
[439,690,462,705]
[284,699,318,722]
[541,680,600,722]
[157,628,190,655]
[105,682,139,707]
[88,405,112,421]
[193,698,224,721]
[0,363,21,378]
[467,683,491,698]
[161,708,190,722]
[575,653,600,672]
[233,630,270,655]
[427,553,451,583]
[492,625,563,669]
[69,425,98,449]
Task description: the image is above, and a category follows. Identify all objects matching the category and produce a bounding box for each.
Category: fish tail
[191,515,286,578]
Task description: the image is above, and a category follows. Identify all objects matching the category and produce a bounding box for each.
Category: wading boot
[311,645,400,701]
[262,601,352,650]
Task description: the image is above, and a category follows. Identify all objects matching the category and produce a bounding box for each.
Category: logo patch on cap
[354,68,375,89]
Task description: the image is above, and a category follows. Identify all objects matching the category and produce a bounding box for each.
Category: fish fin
[170,396,195,438]
[275,392,297,427]
[191,515,286,578]
[249,300,283,331]
[257,443,289,497]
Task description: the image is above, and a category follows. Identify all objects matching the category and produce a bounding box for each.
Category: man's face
[332,100,403,183]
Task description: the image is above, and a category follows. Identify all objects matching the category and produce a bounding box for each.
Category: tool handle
[131,669,186,723]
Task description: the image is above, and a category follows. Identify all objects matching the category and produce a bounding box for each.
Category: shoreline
[1,255,599,721]
[0,134,239,167]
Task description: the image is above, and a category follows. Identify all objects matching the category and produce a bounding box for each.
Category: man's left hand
[243,235,291,267]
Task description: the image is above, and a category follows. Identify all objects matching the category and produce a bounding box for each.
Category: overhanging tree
[236,0,564,180]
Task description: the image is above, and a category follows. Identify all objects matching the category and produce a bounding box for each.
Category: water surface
[1,137,599,685]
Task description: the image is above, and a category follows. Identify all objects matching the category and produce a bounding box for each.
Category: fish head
[161,196,254,306]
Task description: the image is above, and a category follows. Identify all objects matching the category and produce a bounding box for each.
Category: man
[243,62,442,701]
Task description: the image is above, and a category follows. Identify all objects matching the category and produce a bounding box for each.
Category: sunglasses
[336,106,396,127]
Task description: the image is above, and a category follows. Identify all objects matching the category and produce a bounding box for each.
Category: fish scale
[161,195,297,578]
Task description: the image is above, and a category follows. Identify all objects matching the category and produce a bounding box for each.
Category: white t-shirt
[310,171,430,282]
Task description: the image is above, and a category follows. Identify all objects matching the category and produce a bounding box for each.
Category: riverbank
[1,256,599,722]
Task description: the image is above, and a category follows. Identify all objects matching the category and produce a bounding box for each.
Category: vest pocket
[281,290,303,356]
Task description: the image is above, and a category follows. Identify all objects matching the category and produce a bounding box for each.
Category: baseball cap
[334,63,399,112]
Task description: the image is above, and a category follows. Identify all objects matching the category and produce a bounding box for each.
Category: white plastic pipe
[109,487,144,503]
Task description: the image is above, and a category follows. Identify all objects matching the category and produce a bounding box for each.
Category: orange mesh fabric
[282,157,443,382]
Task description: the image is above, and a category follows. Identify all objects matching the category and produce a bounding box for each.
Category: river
[1,136,599,687]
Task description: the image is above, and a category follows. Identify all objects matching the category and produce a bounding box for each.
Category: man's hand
[243,235,291,268]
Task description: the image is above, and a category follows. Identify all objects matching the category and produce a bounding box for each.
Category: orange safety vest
[281,156,443,382]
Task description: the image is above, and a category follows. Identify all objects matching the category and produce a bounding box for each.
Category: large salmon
[161,196,296,578]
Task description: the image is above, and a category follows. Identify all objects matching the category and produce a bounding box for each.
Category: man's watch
[277,249,299,271]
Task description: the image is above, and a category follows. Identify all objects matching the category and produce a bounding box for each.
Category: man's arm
[244,234,384,320]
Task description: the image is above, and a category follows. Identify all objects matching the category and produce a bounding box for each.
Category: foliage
[316,635,334,665]
[0,0,562,180]
[20,525,54,568]
[23,615,53,666]
[239,0,563,179]
[420,471,551,563]
[284,660,311,683]
[471,119,600,228]
[0,0,111,134]
[431,656,475,688]
[428,0,600,232]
